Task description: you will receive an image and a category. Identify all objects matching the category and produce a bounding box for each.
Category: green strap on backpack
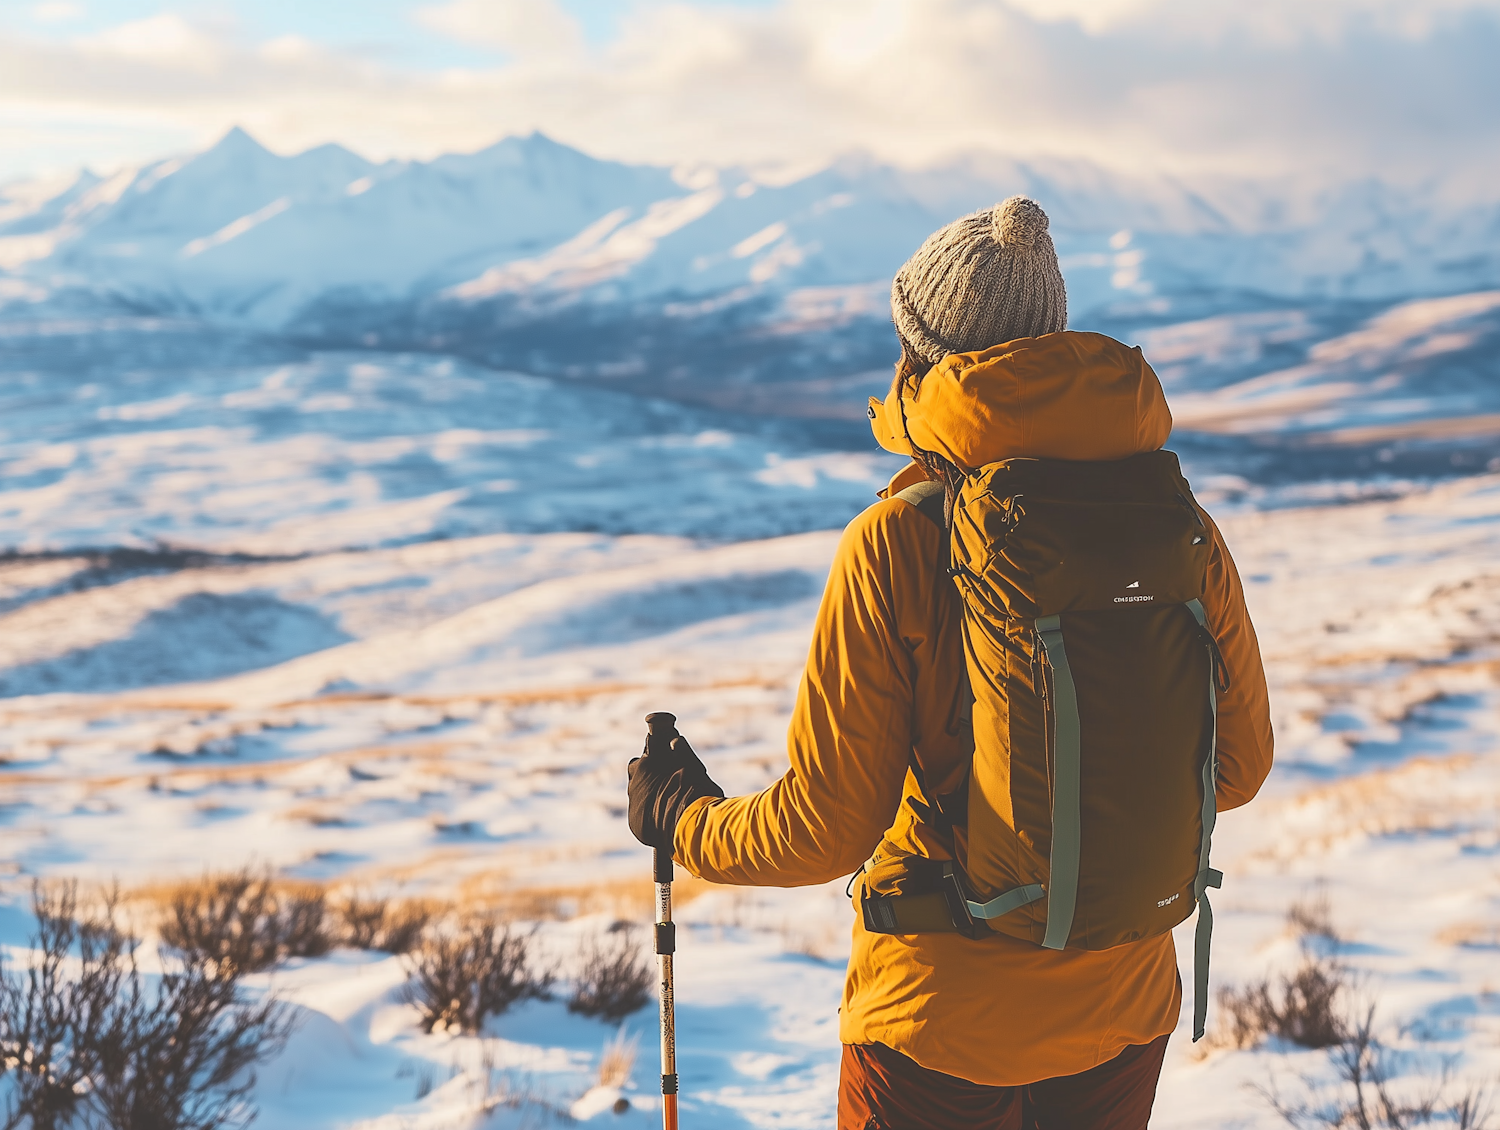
[1186,597,1224,1041]
[894,478,946,526]
[1033,614,1082,951]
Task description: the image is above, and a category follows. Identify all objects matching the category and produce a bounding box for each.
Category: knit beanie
[891,196,1068,364]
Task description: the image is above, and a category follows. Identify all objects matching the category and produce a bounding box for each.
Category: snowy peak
[170,125,371,191]
[199,123,277,166]
[2,127,1499,333]
[85,126,375,245]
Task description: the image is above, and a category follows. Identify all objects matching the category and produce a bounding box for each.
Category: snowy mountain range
[4,127,1500,417]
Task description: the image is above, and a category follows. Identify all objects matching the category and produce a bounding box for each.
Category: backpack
[859,450,1228,1041]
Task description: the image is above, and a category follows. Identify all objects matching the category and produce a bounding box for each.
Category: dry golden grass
[131,872,448,958]
[126,858,720,947]
[0,671,790,799]
[132,871,327,914]
[0,739,464,795]
[447,871,719,922]
[1251,754,1490,865]
[596,1028,639,1089]
[282,804,351,828]
[0,676,760,735]
[1435,921,1500,948]
[276,672,778,713]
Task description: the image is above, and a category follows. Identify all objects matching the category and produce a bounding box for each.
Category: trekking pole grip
[644,711,680,1130]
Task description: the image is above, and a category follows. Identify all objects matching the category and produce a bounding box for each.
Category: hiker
[628,196,1273,1129]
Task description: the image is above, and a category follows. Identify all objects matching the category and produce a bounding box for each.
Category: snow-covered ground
[0,372,1499,1123]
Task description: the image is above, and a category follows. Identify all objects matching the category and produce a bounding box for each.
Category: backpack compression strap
[1185,598,1225,1042]
[1034,615,1082,951]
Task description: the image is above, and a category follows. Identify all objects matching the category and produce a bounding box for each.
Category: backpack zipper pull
[1004,494,1025,532]
[1206,636,1231,693]
[1031,635,1048,698]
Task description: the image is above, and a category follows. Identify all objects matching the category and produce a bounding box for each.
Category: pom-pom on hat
[891,195,1068,363]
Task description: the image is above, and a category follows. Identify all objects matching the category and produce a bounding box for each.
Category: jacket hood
[868,331,1171,470]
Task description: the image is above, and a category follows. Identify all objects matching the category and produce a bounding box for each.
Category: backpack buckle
[939,863,985,939]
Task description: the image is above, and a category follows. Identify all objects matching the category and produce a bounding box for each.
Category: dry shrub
[1219,951,1349,1050]
[1216,894,1353,1051]
[568,927,653,1023]
[332,892,431,955]
[1265,1006,1495,1130]
[0,881,292,1130]
[159,869,329,973]
[403,914,551,1034]
[0,883,132,1130]
[85,957,289,1130]
[1286,890,1341,943]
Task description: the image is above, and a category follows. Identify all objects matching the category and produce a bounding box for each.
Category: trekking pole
[644,711,680,1130]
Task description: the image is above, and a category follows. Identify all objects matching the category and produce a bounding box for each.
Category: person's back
[628,197,1273,1129]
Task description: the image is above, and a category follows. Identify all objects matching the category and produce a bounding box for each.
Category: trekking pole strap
[1185,598,1222,1042]
[1034,615,1082,951]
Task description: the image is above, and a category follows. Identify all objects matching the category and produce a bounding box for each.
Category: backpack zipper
[1176,492,1208,527]
[1199,628,1231,692]
[1033,627,1056,803]
[1031,635,1048,699]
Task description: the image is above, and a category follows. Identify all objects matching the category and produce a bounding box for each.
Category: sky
[2,0,1498,187]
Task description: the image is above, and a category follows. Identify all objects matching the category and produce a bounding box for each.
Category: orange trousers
[838,1034,1170,1130]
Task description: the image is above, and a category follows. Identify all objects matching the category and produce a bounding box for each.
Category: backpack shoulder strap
[893,478,945,529]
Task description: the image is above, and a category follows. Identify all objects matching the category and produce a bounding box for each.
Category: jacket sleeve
[673,500,932,887]
[1198,508,1274,811]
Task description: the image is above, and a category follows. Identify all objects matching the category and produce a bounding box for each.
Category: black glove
[628,716,724,849]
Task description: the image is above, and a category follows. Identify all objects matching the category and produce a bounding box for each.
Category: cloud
[415,0,582,57]
[0,0,1496,191]
[1003,0,1500,40]
[31,1,83,23]
[77,12,224,68]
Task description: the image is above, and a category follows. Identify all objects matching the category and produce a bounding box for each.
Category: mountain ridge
[4,127,1499,427]
[6,126,1498,326]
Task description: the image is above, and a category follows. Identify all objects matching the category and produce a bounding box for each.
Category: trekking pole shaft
[644,710,680,1130]
[654,846,678,1130]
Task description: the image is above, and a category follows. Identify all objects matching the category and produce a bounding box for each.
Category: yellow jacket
[675,331,1273,1086]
